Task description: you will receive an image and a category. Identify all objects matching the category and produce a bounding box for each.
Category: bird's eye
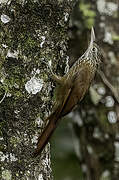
[92,47,97,52]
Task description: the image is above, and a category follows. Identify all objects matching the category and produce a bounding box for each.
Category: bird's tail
[33,111,59,157]
[33,89,72,157]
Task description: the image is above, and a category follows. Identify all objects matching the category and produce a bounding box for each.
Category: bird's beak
[88,27,95,50]
[85,27,95,56]
[81,27,96,58]
[90,27,95,46]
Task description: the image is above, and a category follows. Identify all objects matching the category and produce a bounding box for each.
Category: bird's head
[82,27,102,67]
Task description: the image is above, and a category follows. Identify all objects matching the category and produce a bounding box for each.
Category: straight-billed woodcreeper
[33,27,102,157]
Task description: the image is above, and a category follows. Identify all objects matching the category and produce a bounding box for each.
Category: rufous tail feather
[33,111,60,157]
[33,89,71,157]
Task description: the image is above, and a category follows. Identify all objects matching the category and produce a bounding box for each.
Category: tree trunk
[0,0,73,179]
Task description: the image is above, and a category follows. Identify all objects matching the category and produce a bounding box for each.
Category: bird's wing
[61,66,91,117]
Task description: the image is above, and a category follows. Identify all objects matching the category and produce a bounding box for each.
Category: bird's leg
[49,67,63,84]
[44,61,64,84]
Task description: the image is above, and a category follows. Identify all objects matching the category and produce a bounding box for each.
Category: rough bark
[0,0,73,179]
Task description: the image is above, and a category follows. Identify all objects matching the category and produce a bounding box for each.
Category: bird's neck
[72,58,97,74]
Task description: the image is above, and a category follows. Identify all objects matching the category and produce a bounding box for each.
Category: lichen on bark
[0,0,73,179]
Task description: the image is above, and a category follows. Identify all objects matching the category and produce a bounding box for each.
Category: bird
[33,27,102,157]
